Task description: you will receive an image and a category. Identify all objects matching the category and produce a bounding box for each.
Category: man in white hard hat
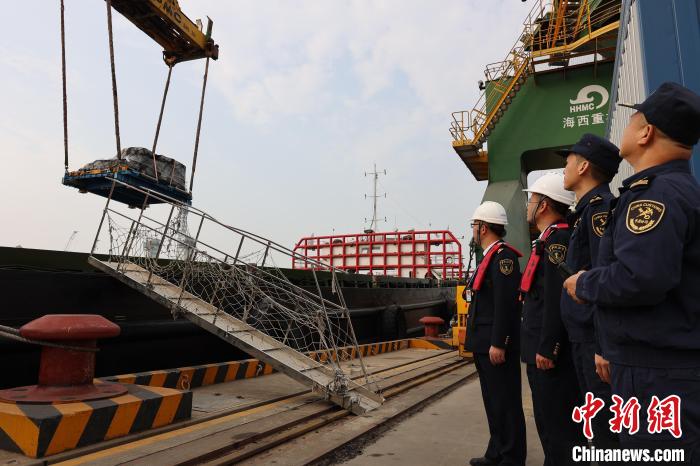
[465,201,526,466]
[520,172,582,465]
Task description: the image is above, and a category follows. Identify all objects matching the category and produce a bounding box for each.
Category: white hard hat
[471,201,508,225]
[523,172,575,206]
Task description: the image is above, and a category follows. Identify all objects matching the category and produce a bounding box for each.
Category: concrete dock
[1,341,548,465]
[246,362,545,465]
[341,363,545,465]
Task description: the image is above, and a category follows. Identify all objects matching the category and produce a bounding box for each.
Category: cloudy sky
[1,0,531,254]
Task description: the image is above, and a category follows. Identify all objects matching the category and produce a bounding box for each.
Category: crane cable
[151,64,174,182]
[105,0,122,160]
[190,56,211,193]
[61,1,211,190]
[60,0,69,173]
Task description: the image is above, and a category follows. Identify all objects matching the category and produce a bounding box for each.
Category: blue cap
[556,133,621,178]
[619,82,700,147]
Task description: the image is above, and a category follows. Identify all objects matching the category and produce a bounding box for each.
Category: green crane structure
[450,0,622,259]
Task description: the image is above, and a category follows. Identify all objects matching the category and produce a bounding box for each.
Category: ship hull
[0,247,455,388]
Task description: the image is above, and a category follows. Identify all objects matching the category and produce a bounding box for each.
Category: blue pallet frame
[63,169,192,206]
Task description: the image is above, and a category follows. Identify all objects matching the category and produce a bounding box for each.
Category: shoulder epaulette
[495,242,523,257]
[629,177,651,190]
[589,195,604,205]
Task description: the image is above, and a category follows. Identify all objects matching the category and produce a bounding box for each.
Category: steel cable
[189,56,210,193]
[151,65,174,182]
[105,0,122,159]
[0,325,99,352]
[60,0,69,172]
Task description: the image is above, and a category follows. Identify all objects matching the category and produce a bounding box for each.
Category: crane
[64,231,78,252]
[108,0,218,66]
[60,0,219,207]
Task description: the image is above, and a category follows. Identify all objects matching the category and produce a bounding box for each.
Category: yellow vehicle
[453,285,471,358]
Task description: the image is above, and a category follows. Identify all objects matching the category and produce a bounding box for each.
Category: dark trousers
[526,355,583,466]
[474,352,526,466]
[571,341,620,456]
[611,363,700,465]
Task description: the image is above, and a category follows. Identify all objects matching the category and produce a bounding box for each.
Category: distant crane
[64,231,78,251]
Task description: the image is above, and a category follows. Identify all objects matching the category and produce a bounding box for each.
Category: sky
[0,0,532,254]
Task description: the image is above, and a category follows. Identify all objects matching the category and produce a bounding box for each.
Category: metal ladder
[88,179,384,415]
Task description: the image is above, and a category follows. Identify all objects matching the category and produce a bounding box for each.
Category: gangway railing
[88,178,384,415]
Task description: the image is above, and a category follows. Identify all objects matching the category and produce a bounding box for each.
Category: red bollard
[0,314,127,404]
[419,316,445,338]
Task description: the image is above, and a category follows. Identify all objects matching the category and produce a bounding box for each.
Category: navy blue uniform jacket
[465,243,522,354]
[561,184,615,344]
[577,160,700,368]
[521,226,571,364]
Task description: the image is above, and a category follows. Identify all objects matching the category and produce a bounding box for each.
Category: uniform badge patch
[499,259,514,275]
[591,212,608,237]
[626,200,665,234]
[547,244,567,264]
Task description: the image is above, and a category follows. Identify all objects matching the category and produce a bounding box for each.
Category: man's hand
[563,271,586,304]
[536,353,555,370]
[595,353,611,384]
[489,346,506,365]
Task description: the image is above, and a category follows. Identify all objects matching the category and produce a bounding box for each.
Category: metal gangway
[88,179,384,415]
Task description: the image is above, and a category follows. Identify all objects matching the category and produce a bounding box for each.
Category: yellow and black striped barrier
[100,338,452,391]
[0,384,191,458]
[100,359,276,391]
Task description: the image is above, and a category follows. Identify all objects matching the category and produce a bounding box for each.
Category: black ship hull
[0,247,456,388]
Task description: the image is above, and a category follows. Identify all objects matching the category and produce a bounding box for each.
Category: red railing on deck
[292,230,463,279]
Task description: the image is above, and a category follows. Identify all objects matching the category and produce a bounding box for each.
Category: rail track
[49,350,474,466]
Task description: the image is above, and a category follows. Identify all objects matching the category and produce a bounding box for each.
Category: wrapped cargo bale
[76,147,187,191]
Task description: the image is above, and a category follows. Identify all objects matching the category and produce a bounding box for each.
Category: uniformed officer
[564,82,700,456]
[521,172,582,465]
[466,201,526,466]
[558,133,621,454]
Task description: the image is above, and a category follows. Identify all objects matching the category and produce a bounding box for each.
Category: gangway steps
[87,257,384,415]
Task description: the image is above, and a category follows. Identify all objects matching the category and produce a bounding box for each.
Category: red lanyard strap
[471,242,523,291]
[519,222,568,293]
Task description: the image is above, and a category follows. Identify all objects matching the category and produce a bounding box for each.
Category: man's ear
[577,158,590,176]
[639,123,655,146]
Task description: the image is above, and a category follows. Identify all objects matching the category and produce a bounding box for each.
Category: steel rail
[102,207,348,313]
[182,356,472,465]
[101,177,346,273]
[48,348,465,464]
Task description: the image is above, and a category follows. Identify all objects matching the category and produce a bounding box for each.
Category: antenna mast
[364,163,386,232]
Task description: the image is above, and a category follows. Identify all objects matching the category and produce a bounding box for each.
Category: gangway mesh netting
[96,193,378,390]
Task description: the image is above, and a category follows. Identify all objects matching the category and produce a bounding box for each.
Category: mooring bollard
[0,314,127,403]
[418,316,445,338]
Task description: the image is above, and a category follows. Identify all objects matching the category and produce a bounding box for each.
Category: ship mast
[364,164,386,232]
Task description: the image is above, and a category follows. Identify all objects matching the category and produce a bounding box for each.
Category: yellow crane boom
[109,0,218,65]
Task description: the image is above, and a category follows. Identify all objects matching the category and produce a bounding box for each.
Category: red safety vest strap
[519,222,568,293]
[471,242,523,291]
